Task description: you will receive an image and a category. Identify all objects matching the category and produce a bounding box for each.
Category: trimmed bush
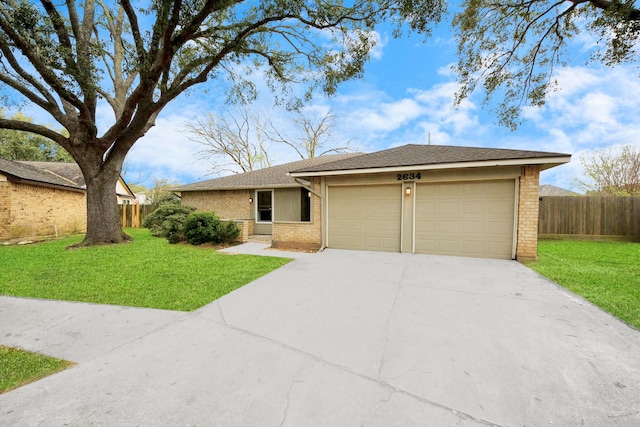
[183,212,240,245]
[183,212,219,245]
[142,202,195,244]
[219,221,241,243]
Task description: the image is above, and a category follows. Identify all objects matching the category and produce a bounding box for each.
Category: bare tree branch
[265,110,352,159]
[186,109,271,174]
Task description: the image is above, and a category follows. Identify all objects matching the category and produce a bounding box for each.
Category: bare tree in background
[186,109,270,174]
[265,110,352,159]
[144,178,180,208]
[576,145,640,196]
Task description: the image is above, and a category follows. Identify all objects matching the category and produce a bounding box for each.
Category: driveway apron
[1,248,639,426]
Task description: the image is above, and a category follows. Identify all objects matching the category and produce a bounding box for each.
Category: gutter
[288,156,572,177]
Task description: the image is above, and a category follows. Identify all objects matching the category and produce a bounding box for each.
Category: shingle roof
[0,158,83,190]
[16,161,135,198]
[174,153,361,191]
[19,161,85,186]
[539,184,579,197]
[291,144,571,174]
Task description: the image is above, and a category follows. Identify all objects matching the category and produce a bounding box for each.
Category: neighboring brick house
[0,159,135,242]
[19,161,136,205]
[175,144,571,260]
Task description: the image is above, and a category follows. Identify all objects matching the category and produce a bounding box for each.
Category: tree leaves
[576,145,640,195]
[453,0,640,128]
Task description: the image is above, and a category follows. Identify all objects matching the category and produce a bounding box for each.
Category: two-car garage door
[327,180,516,259]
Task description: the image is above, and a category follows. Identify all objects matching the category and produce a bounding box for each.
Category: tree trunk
[73,158,130,247]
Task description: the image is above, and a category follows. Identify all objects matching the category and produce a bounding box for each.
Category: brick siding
[230,219,253,243]
[182,190,252,219]
[516,165,541,260]
[0,181,10,240]
[1,182,86,241]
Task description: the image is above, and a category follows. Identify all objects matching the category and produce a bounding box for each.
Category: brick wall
[3,182,86,241]
[230,219,254,243]
[272,178,322,251]
[181,190,252,219]
[0,181,10,240]
[272,222,321,250]
[516,165,541,260]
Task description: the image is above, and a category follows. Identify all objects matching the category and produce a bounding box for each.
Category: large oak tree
[454,0,640,128]
[0,0,443,245]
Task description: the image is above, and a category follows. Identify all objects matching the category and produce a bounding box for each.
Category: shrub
[219,221,241,243]
[183,212,219,245]
[183,212,240,245]
[142,202,195,244]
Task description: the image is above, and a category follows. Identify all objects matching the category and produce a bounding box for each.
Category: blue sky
[19,7,640,192]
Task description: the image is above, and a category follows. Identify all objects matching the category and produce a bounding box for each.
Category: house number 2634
[397,172,421,180]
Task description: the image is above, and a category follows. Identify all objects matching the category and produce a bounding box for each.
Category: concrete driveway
[1,247,639,426]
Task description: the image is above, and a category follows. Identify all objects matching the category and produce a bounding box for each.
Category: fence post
[133,204,140,228]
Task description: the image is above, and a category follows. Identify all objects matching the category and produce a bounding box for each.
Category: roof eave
[289,156,572,177]
[173,183,303,192]
[5,175,86,193]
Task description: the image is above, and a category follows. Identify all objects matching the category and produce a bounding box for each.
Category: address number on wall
[396,172,421,180]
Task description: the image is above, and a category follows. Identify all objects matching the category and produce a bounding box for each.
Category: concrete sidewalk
[1,248,639,426]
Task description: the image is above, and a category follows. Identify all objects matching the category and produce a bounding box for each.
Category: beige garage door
[327,185,402,252]
[415,180,515,259]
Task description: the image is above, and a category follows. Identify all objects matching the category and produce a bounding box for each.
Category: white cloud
[369,31,387,60]
[123,104,212,186]
[350,98,424,132]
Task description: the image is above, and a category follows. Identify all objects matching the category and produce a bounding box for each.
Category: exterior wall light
[405,187,412,196]
[249,197,254,203]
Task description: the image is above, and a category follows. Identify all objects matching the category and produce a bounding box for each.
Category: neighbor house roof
[290,144,571,176]
[173,153,361,191]
[19,161,85,186]
[539,184,579,197]
[18,161,136,198]
[0,158,84,191]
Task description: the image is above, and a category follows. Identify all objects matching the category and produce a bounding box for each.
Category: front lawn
[0,228,291,311]
[526,240,640,329]
[0,346,73,394]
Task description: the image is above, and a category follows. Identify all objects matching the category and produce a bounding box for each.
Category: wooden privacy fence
[538,196,640,240]
[119,204,154,228]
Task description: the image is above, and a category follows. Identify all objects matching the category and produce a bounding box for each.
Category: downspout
[293,177,321,198]
[292,176,326,251]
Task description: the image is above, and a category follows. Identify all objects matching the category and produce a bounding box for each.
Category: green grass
[0,346,73,394]
[526,240,640,329]
[0,228,291,311]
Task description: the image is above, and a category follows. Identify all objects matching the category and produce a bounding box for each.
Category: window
[257,190,272,222]
[301,188,311,222]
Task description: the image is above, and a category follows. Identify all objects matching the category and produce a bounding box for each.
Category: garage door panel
[464,240,485,254]
[463,201,485,214]
[415,180,515,259]
[416,220,435,233]
[437,201,458,215]
[438,240,460,252]
[328,185,401,252]
[487,222,512,234]
[463,221,485,234]
[489,201,514,215]
[438,221,460,234]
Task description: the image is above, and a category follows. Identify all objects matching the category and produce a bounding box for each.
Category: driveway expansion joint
[217,315,503,427]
